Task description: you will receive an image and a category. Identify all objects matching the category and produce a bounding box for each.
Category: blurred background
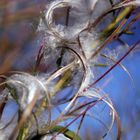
[0,0,140,140]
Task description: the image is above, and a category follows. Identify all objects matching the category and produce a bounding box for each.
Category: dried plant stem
[90,18,127,59]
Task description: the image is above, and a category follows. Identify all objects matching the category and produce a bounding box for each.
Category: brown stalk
[9,93,39,140]
[90,18,127,59]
